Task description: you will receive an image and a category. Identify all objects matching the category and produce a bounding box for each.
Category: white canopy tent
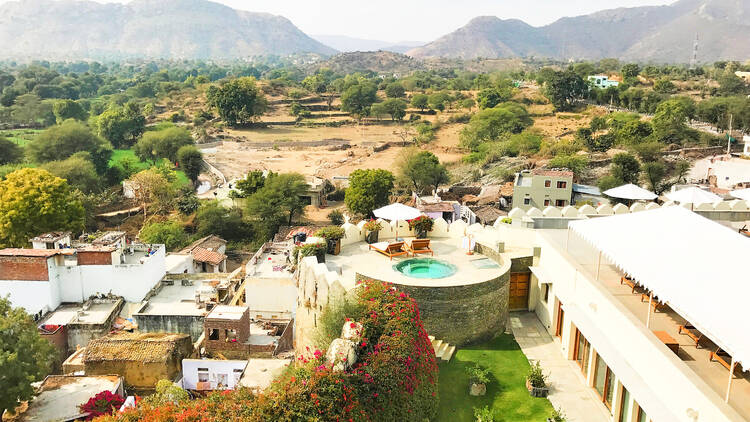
[730,188,750,201]
[568,207,750,382]
[603,183,657,201]
[666,187,722,204]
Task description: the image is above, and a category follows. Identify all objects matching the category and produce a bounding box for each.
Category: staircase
[428,335,456,362]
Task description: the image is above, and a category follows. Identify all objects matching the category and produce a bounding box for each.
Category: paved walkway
[509,311,611,422]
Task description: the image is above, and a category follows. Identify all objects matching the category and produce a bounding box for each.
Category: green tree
[385,82,406,98]
[461,98,476,111]
[459,103,533,150]
[653,79,676,94]
[301,75,327,94]
[247,173,309,226]
[610,153,641,185]
[27,120,112,174]
[585,133,615,152]
[127,169,175,221]
[547,155,589,180]
[95,103,146,148]
[52,99,87,124]
[621,63,641,81]
[175,186,200,215]
[382,98,408,121]
[139,220,188,251]
[642,161,669,194]
[0,296,56,419]
[10,94,54,126]
[543,70,587,111]
[234,171,266,198]
[397,149,449,194]
[196,201,252,242]
[134,127,194,163]
[477,86,512,109]
[177,145,203,184]
[718,72,746,96]
[411,94,429,112]
[0,137,23,165]
[42,153,101,194]
[428,92,450,112]
[0,168,84,248]
[341,82,378,118]
[369,102,388,121]
[345,169,395,217]
[615,120,653,145]
[207,77,267,126]
[651,99,695,144]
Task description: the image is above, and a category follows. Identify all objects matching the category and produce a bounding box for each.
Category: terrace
[542,207,750,420]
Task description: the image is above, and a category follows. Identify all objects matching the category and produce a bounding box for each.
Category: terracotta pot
[526,378,549,398]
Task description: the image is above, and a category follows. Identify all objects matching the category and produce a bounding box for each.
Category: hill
[0,0,336,60]
[408,0,750,62]
[312,35,425,54]
[311,51,426,75]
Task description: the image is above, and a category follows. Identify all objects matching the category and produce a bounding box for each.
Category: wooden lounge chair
[710,348,740,375]
[640,292,664,312]
[405,239,434,256]
[620,276,637,294]
[369,241,408,260]
[678,323,703,348]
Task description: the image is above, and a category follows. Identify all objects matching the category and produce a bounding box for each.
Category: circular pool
[393,258,458,279]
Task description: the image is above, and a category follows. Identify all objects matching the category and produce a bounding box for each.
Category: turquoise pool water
[393,258,457,279]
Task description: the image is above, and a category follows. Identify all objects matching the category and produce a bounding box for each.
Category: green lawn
[437,334,554,422]
[0,129,42,146]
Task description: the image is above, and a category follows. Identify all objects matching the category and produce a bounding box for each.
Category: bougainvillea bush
[97,280,438,422]
[80,390,125,420]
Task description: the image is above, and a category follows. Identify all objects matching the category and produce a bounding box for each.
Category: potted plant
[315,226,346,255]
[363,220,382,244]
[295,242,327,264]
[473,406,494,422]
[408,215,434,239]
[466,364,490,396]
[547,408,567,422]
[526,361,549,397]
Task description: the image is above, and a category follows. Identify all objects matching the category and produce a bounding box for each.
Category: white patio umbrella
[373,203,421,240]
[730,188,750,201]
[666,187,722,210]
[603,183,657,201]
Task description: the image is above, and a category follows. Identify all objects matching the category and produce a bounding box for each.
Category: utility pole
[690,33,699,70]
[727,114,733,156]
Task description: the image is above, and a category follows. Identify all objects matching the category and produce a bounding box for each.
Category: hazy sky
[2,0,677,42]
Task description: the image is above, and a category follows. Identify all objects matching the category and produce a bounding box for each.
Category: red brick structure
[0,249,59,281]
[204,306,278,359]
[77,248,115,266]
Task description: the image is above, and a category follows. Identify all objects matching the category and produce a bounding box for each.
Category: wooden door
[555,301,565,338]
[509,272,530,310]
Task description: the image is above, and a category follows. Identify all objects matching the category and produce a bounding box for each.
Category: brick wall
[204,310,251,354]
[0,256,49,281]
[77,251,113,266]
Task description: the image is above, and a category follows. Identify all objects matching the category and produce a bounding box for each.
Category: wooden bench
[710,348,739,375]
[640,293,664,312]
[678,323,703,348]
[620,276,637,294]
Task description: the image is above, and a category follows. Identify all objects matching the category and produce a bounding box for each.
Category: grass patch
[109,149,189,187]
[437,334,554,422]
[0,129,43,146]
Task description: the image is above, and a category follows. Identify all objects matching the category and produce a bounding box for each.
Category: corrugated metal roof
[573,183,601,196]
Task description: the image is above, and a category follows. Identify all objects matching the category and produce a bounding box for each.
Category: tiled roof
[29,232,71,242]
[181,235,227,253]
[0,248,62,258]
[531,168,574,178]
[471,206,507,223]
[83,332,190,363]
[191,247,226,265]
[418,202,455,213]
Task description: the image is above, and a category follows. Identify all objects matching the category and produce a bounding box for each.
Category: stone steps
[430,336,456,362]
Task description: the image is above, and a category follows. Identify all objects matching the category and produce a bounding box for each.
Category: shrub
[363,219,382,232]
[466,364,490,384]
[527,361,548,388]
[139,220,188,251]
[474,406,494,422]
[549,408,567,422]
[292,242,326,265]
[408,215,434,232]
[328,209,345,225]
[315,226,346,240]
[79,390,125,420]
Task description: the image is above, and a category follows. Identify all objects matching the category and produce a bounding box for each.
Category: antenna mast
[690,33,699,69]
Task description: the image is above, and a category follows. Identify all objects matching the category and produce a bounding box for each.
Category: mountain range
[408,0,750,62]
[0,0,335,60]
[0,0,748,63]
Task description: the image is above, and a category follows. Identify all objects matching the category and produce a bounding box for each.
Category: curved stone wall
[355,246,512,347]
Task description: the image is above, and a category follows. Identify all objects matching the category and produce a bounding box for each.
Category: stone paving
[510,311,612,422]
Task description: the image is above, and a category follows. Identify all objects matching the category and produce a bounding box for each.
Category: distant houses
[587,75,620,89]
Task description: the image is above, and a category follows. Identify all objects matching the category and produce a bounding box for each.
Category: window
[555,301,564,338]
[541,284,550,303]
[198,369,209,382]
[594,354,615,409]
[544,180,551,187]
[208,328,219,340]
[574,329,591,375]
[557,181,567,189]
[619,387,631,422]
[636,405,648,422]
[556,199,566,207]
[544,199,551,206]
[523,197,531,205]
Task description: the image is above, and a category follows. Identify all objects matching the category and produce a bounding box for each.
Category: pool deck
[325,237,506,289]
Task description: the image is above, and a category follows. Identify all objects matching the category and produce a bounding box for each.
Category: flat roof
[206,305,246,320]
[40,301,120,326]
[29,232,71,242]
[0,248,61,258]
[24,375,121,421]
[136,282,207,317]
